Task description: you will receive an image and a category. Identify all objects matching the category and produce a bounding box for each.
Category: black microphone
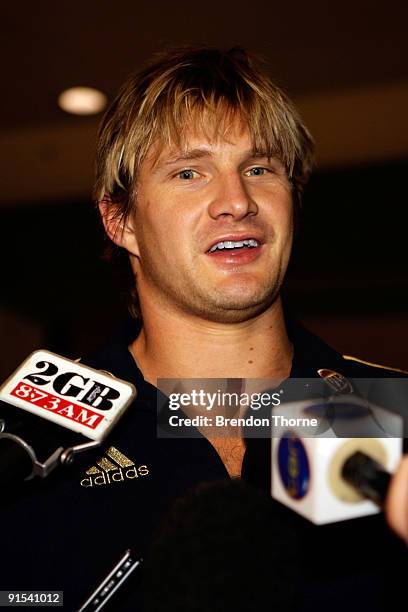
[142,479,299,612]
[342,450,392,507]
[76,481,299,611]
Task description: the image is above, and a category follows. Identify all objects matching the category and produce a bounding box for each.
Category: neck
[129,298,293,385]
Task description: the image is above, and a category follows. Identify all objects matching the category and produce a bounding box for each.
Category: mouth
[205,235,264,266]
[206,236,264,254]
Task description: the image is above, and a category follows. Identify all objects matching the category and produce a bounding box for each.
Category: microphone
[270,376,405,524]
[77,549,143,612]
[77,481,299,611]
[0,350,136,484]
[142,479,299,612]
[341,450,392,506]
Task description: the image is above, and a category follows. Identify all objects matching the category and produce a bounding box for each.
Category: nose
[207,171,258,220]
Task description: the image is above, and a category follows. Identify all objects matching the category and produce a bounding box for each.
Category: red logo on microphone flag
[10,382,105,429]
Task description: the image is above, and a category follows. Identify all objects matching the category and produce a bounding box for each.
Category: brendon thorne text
[168,414,318,428]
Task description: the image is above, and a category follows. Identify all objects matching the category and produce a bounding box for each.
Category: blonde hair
[94,46,315,316]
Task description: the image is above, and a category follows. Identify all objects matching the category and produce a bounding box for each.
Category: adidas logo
[80,446,149,487]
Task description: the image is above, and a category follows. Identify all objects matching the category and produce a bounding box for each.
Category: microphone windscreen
[142,479,299,612]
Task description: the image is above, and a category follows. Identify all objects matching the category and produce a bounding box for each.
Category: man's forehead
[145,124,264,171]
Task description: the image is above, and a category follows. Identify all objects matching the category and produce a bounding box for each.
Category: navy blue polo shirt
[0,318,407,611]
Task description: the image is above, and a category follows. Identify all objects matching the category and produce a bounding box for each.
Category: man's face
[127,119,294,323]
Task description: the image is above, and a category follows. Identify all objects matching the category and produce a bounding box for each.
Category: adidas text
[81,465,149,487]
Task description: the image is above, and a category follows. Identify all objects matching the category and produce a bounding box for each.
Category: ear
[98,196,140,257]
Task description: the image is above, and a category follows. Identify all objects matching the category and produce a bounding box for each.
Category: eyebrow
[154,147,270,171]
[160,148,213,167]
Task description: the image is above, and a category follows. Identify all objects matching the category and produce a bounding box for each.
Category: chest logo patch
[317,369,353,394]
[80,446,149,487]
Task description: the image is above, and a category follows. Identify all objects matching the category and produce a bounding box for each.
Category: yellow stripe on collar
[342,354,408,374]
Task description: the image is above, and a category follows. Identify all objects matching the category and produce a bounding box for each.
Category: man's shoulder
[288,317,407,379]
[339,353,408,378]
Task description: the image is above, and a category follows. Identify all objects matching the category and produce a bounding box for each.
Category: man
[96,45,312,478]
[1,46,406,611]
[93,46,407,608]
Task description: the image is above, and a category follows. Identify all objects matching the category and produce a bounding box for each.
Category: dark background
[1,1,407,378]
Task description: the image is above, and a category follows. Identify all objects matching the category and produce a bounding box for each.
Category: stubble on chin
[137,246,287,324]
[175,269,284,324]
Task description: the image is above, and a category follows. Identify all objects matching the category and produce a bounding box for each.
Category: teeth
[224,241,244,249]
[209,239,260,253]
